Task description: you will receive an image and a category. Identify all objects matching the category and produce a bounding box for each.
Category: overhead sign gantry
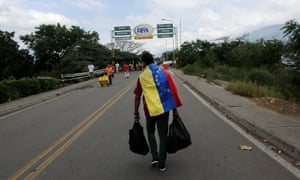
[111,23,176,41]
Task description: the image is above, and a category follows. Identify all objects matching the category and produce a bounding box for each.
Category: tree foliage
[20,24,101,76]
[179,39,283,69]
[113,40,144,52]
[114,49,140,63]
[60,41,112,73]
[0,30,34,80]
[282,19,300,70]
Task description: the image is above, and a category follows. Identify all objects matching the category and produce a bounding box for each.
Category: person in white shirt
[88,64,95,78]
[115,62,120,73]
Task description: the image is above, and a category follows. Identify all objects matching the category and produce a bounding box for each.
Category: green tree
[114,49,139,63]
[60,41,111,73]
[261,40,283,70]
[225,40,282,68]
[21,24,100,76]
[179,40,216,67]
[180,41,201,66]
[282,19,300,70]
[214,41,243,65]
[0,30,34,80]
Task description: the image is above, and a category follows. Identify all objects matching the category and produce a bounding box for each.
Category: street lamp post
[179,19,181,68]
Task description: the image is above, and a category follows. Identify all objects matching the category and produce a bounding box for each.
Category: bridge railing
[60,69,105,85]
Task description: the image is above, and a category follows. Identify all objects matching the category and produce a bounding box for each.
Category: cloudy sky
[1,0,299,56]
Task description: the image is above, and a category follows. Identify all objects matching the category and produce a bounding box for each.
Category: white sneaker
[151,159,159,166]
[159,166,166,172]
[159,162,166,172]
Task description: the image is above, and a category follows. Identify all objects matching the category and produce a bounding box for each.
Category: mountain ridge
[241,24,289,42]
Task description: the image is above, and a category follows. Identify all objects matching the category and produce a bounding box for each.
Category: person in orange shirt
[105,64,113,84]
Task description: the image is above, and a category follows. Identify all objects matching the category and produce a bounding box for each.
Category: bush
[38,77,59,92]
[0,77,59,104]
[214,65,248,81]
[226,81,266,97]
[201,68,218,82]
[182,62,203,76]
[277,71,300,103]
[2,79,21,100]
[13,78,41,97]
[0,82,10,103]
[247,68,275,86]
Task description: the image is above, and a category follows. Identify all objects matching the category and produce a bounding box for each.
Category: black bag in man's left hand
[129,121,149,155]
[167,116,192,154]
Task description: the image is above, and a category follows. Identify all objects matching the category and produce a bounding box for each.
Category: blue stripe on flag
[148,64,176,112]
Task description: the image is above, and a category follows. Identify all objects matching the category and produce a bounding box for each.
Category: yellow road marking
[9,81,135,180]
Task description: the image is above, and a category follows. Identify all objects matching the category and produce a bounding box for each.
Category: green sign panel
[157,23,173,38]
[157,24,173,29]
[114,26,131,31]
[115,36,131,41]
[157,28,173,34]
[158,34,173,38]
[114,31,131,36]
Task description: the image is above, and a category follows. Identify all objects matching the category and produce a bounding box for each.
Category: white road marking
[183,83,300,178]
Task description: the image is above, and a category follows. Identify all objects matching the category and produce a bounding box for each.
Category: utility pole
[161,18,175,62]
[179,19,182,68]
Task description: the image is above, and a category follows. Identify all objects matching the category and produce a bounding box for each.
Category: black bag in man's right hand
[129,121,149,155]
[167,116,192,154]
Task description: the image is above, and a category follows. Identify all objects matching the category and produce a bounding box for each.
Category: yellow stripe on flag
[140,67,164,116]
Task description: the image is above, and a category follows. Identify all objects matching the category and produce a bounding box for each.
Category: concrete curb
[0,79,96,117]
[173,70,300,161]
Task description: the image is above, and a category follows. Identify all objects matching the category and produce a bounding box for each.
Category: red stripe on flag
[163,70,182,107]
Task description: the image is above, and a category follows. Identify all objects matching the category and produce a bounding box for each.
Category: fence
[60,69,105,85]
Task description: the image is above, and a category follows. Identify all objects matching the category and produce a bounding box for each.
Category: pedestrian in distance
[133,51,182,172]
[111,64,115,78]
[123,63,129,78]
[87,64,95,78]
[115,62,120,73]
[105,64,113,84]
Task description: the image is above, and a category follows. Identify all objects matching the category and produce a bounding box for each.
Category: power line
[190,0,213,27]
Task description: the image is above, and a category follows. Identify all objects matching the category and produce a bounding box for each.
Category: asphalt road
[0,71,298,180]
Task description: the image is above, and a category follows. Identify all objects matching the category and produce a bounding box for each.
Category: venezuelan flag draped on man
[133,51,182,172]
[139,63,182,116]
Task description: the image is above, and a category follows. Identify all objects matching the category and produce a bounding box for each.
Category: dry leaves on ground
[239,145,253,151]
[250,97,300,121]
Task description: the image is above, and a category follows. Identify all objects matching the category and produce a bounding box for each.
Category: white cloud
[71,0,106,9]
[28,10,75,26]
[0,3,76,49]
[176,0,300,42]
[0,0,300,55]
[2,8,74,34]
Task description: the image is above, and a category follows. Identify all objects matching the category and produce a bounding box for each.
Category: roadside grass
[182,64,289,100]
[225,81,284,99]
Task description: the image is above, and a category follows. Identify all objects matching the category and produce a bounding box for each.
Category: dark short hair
[141,51,154,65]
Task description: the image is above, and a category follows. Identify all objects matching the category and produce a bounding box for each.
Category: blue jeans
[146,112,169,163]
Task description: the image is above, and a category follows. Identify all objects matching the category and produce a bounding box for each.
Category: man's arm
[134,95,140,121]
[173,108,179,117]
[134,78,142,121]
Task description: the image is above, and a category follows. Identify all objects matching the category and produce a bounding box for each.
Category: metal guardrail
[60,69,105,85]
[93,69,106,76]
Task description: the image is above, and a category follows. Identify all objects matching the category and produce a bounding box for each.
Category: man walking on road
[133,51,182,172]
